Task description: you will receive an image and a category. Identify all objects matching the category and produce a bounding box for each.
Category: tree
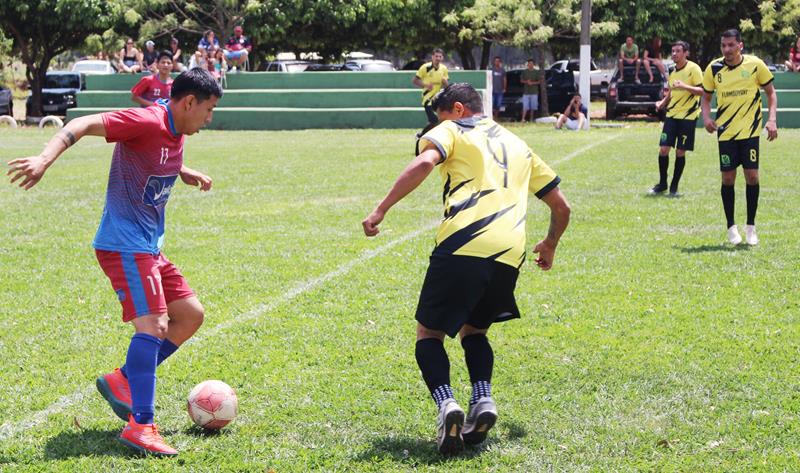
[742,0,800,60]
[0,0,112,117]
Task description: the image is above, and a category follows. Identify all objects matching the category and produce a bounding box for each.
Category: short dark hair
[171,68,223,102]
[672,41,690,52]
[494,56,501,60]
[432,48,444,55]
[527,58,535,63]
[431,83,483,114]
[157,50,173,62]
[721,29,741,42]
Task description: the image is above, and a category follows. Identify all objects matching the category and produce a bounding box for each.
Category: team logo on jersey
[143,174,178,207]
[740,70,751,78]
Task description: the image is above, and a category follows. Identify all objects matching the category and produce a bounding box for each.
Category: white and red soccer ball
[187,380,238,430]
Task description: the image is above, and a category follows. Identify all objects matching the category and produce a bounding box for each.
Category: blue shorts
[492,92,504,111]
[522,94,539,112]
[225,50,247,60]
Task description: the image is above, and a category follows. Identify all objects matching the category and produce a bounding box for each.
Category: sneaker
[727,225,742,245]
[96,368,132,421]
[436,399,465,455]
[462,397,498,445]
[745,224,758,245]
[649,183,668,194]
[119,414,178,456]
[634,77,641,84]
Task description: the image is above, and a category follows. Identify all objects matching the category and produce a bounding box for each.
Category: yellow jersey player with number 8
[701,29,778,245]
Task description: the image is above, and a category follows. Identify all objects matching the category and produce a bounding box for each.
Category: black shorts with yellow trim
[659,117,697,151]
[415,254,520,338]
[718,137,759,171]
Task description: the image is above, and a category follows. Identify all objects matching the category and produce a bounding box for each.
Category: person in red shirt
[131,51,174,107]
[785,36,800,72]
[224,25,252,71]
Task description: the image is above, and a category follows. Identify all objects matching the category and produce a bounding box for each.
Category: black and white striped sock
[432,384,455,409]
[470,381,492,405]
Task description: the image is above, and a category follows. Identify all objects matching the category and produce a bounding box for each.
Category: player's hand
[703,117,718,134]
[673,80,685,90]
[532,239,557,271]
[7,156,48,190]
[180,169,213,191]
[765,119,778,141]
[362,209,384,237]
[655,99,665,111]
[425,83,434,91]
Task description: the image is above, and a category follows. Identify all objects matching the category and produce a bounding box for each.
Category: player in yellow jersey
[701,29,778,245]
[362,83,571,455]
[651,41,704,196]
[413,48,449,124]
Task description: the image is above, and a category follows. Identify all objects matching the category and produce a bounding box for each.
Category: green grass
[1,123,799,472]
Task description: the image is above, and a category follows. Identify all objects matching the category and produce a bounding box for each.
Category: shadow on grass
[676,244,751,253]
[353,421,528,466]
[43,426,179,459]
[184,425,233,438]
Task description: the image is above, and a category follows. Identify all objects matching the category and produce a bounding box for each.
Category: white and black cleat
[462,397,498,445]
[436,398,465,455]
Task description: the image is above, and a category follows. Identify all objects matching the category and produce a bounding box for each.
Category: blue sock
[120,338,179,379]
[126,333,162,425]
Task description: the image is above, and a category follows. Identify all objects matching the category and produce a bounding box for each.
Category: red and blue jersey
[93,100,184,254]
[131,74,173,104]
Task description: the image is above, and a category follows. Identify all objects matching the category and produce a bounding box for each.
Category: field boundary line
[0,221,437,443]
[549,133,622,166]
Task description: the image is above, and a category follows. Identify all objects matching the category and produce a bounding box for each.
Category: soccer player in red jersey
[131,51,174,107]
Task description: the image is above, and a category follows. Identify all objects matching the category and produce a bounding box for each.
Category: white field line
[549,133,622,167]
[0,222,437,443]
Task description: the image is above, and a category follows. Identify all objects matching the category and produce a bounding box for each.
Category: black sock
[462,334,494,405]
[721,184,735,228]
[671,156,686,192]
[415,338,451,406]
[746,184,759,225]
[658,154,669,185]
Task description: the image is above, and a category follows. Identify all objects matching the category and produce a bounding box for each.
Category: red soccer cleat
[118,414,178,456]
[96,368,132,421]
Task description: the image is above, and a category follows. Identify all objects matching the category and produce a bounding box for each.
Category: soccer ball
[187,380,238,430]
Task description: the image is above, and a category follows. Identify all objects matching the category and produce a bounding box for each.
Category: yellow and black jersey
[419,116,560,269]
[416,62,449,106]
[702,54,774,141]
[667,60,703,120]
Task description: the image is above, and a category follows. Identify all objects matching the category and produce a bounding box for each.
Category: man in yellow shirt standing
[362,83,571,455]
[413,48,449,124]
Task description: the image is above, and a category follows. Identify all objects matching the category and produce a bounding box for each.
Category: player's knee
[660,146,671,155]
[416,323,445,341]
[459,324,487,339]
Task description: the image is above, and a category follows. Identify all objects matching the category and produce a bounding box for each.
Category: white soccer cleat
[745,225,759,245]
[727,225,742,245]
[436,398,465,455]
[462,397,498,445]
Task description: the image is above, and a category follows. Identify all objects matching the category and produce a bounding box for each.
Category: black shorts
[415,254,520,338]
[659,117,696,151]
[718,137,759,171]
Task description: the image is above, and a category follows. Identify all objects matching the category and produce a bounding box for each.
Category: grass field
[1,123,799,472]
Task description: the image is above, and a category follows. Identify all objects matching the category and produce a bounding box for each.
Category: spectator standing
[520,59,542,122]
[785,37,800,72]
[618,36,642,83]
[224,26,252,71]
[491,56,507,118]
[412,48,449,124]
[131,51,174,107]
[118,38,142,74]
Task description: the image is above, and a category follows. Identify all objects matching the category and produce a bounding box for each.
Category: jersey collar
[156,99,180,137]
[723,55,744,70]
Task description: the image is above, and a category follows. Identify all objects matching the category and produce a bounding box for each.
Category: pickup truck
[549,59,611,98]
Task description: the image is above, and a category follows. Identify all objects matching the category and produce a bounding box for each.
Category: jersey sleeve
[102,107,161,144]
[529,150,560,198]
[690,64,703,86]
[419,121,456,162]
[702,64,716,93]
[416,64,427,79]
[755,58,774,87]
[130,76,150,98]
[442,65,449,80]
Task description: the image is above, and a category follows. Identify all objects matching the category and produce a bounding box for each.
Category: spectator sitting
[169,37,185,72]
[141,40,158,73]
[188,49,209,70]
[118,37,142,73]
[643,36,667,83]
[224,25,252,71]
[785,36,800,72]
[555,94,588,131]
[210,47,227,82]
[198,30,219,54]
[130,50,173,107]
[618,36,642,83]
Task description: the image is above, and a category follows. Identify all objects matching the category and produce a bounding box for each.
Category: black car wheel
[605,102,617,120]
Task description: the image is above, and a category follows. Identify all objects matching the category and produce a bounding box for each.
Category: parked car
[342,59,396,71]
[304,63,346,72]
[500,67,578,118]
[605,64,669,119]
[260,60,314,72]
[0,84,12,116]
[72,59,115,75]
[549,59,611,97]
[26,71,85,117]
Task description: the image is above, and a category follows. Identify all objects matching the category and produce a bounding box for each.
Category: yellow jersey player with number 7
[701,29,778,245]
[362,83,571,455]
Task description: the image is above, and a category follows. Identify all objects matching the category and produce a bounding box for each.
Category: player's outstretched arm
[179,165,213,191]
[701,92,717,134]
[6,114,106,190]
[532,187,571,271]
[656,90,671,111]
[763,83,778,141]
[362,146,441,237]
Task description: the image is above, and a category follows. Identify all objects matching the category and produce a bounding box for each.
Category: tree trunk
[479,40,492,70]
[457,45,475,70]
[26,55,52,119]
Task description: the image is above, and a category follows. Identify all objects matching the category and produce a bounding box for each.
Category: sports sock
[721,184,736,228]
[462,334,494,405]
[671,155,686,192]
[415,338,452,408]
[126,333,162,425]
[120,338,179,379]
[658,154,669,185]
[746,184,759,225]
